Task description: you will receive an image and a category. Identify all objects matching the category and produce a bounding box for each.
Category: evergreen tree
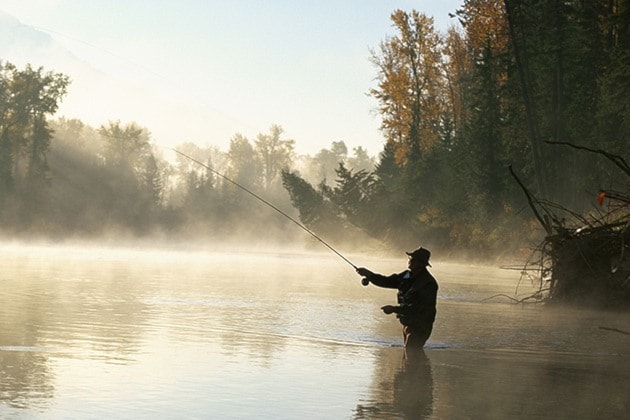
[281,169,343,240]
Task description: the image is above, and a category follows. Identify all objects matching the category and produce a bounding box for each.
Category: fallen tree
[511,143,630,307]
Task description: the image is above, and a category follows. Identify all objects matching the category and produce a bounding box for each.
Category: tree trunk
[504,0,548,197]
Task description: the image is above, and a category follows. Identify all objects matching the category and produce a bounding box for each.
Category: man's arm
[356,267,401,289]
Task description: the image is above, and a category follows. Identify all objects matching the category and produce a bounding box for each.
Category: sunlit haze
[0,0,461,156]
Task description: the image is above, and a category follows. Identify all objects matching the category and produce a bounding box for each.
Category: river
[1,242,628,419]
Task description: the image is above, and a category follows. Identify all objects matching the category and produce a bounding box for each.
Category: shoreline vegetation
[1,3,628,305]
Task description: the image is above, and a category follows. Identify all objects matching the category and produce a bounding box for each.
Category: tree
[442,26,473,133]
[498,0,629,208]
[141,153,163,207]
[98,121,151,172]
[281,169,343,240]
[312,140,349,183]
[97,121,162,231]
[365,9,452,247]
[347,146,375,172]
[254,124,295,191]
[596,1,630,159]
[462,43,506,218]
[369,10,447,164]
[0,62,69,193]
[227,133,261,189]
[326,162,378,232]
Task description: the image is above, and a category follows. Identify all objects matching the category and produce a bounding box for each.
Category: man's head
[406,247,431,271]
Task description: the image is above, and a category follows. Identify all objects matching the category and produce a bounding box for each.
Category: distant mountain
[0,10,93,79]
[0,10,237,150]
[0,10,148,129]
[0,11,50,50]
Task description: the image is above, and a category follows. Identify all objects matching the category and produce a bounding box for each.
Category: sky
[0,0,462,157]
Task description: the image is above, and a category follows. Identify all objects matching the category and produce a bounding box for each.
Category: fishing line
[171,148,358,270]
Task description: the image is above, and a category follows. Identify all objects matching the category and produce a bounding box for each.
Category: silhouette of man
[357,247,438,348]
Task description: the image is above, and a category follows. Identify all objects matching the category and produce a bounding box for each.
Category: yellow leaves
[459,0,509,54]
[370,9,448,162]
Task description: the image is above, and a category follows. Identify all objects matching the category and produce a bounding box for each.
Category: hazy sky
[1,0,462,156]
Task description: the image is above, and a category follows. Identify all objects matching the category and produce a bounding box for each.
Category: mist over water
[1,242,628,418]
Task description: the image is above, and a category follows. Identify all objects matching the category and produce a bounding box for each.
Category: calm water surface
[1,243,628,419]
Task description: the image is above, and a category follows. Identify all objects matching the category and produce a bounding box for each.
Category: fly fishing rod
[171,148,359,270]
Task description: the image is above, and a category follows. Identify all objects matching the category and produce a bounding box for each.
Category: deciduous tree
[254,124,295,191]
[369,10,446,164]
[0,62,68,192]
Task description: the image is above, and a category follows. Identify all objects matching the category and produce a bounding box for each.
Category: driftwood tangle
[511,143,630,307]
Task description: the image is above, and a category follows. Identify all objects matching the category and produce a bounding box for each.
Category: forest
[0,0,628,262]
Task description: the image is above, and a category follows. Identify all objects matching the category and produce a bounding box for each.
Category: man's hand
[356,267,373,277]
[381,305,396,315]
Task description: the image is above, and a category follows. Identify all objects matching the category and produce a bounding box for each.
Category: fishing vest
[396,270,437,324]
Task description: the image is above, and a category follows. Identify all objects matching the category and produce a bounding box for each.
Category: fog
[0,116,423,263]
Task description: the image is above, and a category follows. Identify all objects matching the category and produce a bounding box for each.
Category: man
[356,247,438,348]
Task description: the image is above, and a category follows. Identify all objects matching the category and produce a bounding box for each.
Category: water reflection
[354,348,434,419]
[430,348,630,419]
[0,348,54,410]
[394,349,434,418]
[0,250,158,410]
[355,345,630,419]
